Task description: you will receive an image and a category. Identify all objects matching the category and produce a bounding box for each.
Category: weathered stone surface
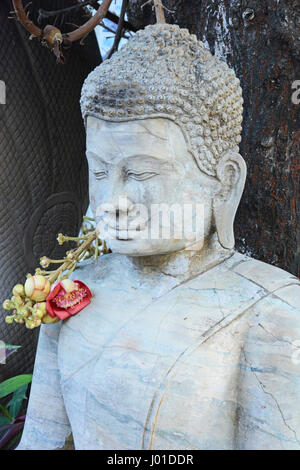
[19,252,300,450]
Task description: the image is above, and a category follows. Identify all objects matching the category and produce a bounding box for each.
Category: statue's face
[86,116,221,256]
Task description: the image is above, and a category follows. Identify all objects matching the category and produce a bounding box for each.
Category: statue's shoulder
[229,251,300,311]
[227,255,300,447]
[71,252,125,283]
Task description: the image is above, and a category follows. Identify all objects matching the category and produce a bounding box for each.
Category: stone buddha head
[81,24,246,257]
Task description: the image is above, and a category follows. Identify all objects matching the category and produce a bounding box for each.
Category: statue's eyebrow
[87,150,169,163]
[120,155,172,169]
[123,154,168,162]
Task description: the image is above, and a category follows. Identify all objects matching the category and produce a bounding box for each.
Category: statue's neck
[121,234,234,285]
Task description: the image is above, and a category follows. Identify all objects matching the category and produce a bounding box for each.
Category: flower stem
[66,235,90,242]
[47,231,97,284]
[94,237,99,261]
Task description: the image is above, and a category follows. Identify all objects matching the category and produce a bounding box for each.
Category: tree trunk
[128,0,300,277]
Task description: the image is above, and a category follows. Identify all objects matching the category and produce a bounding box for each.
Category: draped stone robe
[18,252,300,450]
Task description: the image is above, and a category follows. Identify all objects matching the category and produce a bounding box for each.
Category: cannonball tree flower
[3,228,101,329]
[46,279,92,321]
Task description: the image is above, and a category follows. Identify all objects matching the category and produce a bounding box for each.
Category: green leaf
[0,404,12,422]
[5,344,21,352]
[0,375,32,399]
[7,385,28,419]
[2,429,23,450]
[0,416,11,426]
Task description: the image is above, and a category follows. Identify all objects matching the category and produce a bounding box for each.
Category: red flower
[46,280,92,321]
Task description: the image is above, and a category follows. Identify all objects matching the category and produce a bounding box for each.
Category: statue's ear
[213,151,247,250]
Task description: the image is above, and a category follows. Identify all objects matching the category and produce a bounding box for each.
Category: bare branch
[141,0,166,23]
[12,0,114,45]
[38,1,94,23]
[99,21,130,38]
[106,11,137,32]
[106,0,129,59]
[153,0,166,23]
[64,0,113,42]
[12,0,42,38]
[37,1,137,33]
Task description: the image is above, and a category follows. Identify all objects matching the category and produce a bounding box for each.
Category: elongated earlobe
[213,152,247,249]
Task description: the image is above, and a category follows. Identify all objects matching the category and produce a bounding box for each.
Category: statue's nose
[106,195,134,215]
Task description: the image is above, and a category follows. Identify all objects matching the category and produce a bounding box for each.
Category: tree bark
[128,0,300,277]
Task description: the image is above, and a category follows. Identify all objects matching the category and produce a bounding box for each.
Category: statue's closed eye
[93,170,108,180]
[126,170,158,181]
[92,169,158,181]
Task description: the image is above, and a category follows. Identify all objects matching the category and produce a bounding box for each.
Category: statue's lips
[107,225,146,241]
[107,218,148,231]
[107,222,145,231]
[98,216,150,241]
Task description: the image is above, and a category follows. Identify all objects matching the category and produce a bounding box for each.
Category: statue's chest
[56,275,257,450]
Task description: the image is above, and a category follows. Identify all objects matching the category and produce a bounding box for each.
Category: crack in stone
[213,283,227,321]
[258,323,297,348]
[242,347,300,447]
[231,262,299,295]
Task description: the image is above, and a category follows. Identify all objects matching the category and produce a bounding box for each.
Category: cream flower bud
[3,299,14,311]
[25,319,35,329]
[5,315,14,324]
[40,257,51,269]
[33,302,47,320]
[57,233,66,245]
[24,275,51,302]
[12,284,25,297]
[33,309,44,320]
[12,295,24,307]
[35,302,47,315]
[19,307,30,318]
[42,314,60,325]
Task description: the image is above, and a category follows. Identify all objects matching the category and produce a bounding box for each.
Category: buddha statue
[19,24,300,450]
